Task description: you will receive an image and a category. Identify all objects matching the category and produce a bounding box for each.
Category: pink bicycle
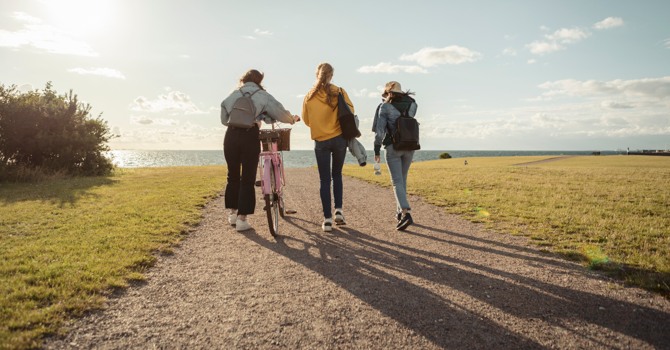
[257,124,293,236]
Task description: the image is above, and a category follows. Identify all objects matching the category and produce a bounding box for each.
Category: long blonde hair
[306,63,337,107]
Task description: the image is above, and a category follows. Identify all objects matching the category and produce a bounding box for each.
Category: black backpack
[391,102,420,151]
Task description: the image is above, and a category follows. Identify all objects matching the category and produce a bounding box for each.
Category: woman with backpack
[302,62,354,232]
[373,81,418,231]
[220,69,300,232]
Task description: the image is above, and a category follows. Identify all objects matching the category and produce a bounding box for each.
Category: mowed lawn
[2,156,669,349]
[0,166,226,349]
[343,155,670,296]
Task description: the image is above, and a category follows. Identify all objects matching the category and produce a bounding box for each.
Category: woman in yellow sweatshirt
[302,62,354,232]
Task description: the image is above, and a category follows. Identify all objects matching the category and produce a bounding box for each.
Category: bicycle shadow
[245,217,670,348]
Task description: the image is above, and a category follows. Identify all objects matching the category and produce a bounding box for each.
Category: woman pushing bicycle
[220,69,300,232]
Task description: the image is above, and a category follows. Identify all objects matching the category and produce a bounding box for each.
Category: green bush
[439,152,452,159]
[0,82,113,181]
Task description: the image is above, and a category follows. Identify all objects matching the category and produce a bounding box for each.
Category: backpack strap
[332,87,343,111]
[390,101,413,118]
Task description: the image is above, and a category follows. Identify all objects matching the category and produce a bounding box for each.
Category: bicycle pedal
[254,180,261,187]
[285,209,297,214]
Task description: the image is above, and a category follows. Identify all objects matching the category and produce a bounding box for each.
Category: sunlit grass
[0,166,226,349]
[344,155,670,295]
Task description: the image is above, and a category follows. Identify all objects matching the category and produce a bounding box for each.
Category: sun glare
[41,0,114,36]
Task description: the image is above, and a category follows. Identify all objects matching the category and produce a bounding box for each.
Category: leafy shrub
[439,152,452,159]
[0,82,113,181]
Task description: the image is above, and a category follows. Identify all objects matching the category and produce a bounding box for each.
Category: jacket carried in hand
[348,115,367,165]
[221,82,295,126]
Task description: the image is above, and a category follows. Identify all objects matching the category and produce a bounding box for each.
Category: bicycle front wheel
[265,164,280,236]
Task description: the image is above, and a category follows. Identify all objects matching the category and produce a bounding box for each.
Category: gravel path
[45,168,670,349]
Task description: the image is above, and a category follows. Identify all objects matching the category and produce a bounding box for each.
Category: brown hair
[239,69,265,90]
[306,63,337,107]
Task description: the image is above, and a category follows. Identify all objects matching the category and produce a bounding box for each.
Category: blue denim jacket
[373,97,418,155]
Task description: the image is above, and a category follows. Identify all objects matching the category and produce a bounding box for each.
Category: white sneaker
[334,209,346,225]
[235,219,252,232]
[322,218,333,232]
[228,214,237,226]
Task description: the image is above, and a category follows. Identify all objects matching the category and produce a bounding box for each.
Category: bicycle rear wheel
[265,164,280,236]
[278,195,285,218]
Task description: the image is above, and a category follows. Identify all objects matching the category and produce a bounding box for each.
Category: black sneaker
[396,213,413,231]
[396,212,402,221]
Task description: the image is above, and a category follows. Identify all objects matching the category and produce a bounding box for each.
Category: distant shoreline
[106,150,628,168]
[627,150,670,156]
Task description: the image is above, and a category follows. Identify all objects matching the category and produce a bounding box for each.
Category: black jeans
[224,126,260,215]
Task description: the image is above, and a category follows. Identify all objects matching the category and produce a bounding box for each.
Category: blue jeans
[314,135,347,218]
[384,145,414,213]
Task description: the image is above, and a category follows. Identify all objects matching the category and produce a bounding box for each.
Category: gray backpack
[227,88,260,128]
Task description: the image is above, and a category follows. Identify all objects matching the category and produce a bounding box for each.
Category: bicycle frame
[259,139,284,198]
[257,124,288,236]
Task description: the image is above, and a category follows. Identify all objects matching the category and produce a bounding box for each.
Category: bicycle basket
[259,128,291,151]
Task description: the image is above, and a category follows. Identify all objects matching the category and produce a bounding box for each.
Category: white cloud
[527,40,563,55]
[357,62,427,74]
[0,12,98,56]
[537,76,670,100]
[593,17,624,30]
[352,88,385,98]
[427,98,670,145]
[502,47,517,56]
[130,88,205,114]
[131,116,154,125]
[400,46,482,67]
[68,67,126,79]
[601,101,634,109]
[527,26,591,55]
[546,27,590,44]
[254,28,273,36]
[531,113,569,129]
[111,121,224,150]
[663,38,670,49]
[244,28,273,40]
[131,116,180,126]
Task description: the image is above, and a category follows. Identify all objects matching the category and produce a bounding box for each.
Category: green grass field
[0,166,226,349]
[2,156,669,349]
[344,155,670,297]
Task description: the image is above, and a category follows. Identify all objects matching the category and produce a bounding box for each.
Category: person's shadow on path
[244,217,670,349]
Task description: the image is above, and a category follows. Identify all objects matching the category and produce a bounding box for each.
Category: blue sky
[1,0,669,151]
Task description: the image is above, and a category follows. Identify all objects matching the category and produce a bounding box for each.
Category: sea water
[107,149,621,168]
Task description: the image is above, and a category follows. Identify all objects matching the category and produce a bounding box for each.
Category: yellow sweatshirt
[302,84,355,141]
